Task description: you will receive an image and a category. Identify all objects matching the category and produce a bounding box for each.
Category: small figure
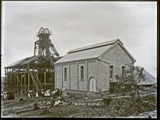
[41,90,44,98]
[36,92,38,98]
[28,92,31,98]
[30,92,33,98]
[3,92,7,100]
[33,100,39,110]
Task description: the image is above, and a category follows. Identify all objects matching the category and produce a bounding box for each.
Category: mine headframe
[34,27,60,64]
[4,27,61,94]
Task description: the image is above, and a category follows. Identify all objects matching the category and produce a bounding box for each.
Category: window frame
[110,65,113,79]
[122,66,125,78]
[80,66,84,81]
[64,67,67,81]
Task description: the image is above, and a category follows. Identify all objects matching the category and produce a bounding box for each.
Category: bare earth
[1,92,157,118]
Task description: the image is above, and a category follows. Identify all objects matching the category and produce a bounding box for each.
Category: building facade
[55,39,136,92]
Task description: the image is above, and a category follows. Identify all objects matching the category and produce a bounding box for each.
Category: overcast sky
[1,1,157,77]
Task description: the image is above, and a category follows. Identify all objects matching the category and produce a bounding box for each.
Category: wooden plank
[17,73,19,93]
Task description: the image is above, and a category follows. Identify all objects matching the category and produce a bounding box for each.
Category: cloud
[2,1,157,77]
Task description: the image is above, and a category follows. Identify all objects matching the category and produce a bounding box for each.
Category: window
[64,68,67,81]
[110,65,113,79]
[122,66,125,78]
[80,66,84,81]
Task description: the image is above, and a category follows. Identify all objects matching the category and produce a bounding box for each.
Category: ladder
[28,70,43,92]
[28,71,39,92]
[34,72,43,91]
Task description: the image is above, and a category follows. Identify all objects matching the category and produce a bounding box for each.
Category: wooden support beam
[13,69,15,92]
[17,73,19,93]
[13,68,16,93]
[28,65,30,91]
[21,72,22,92]
[44,65,46,89]
[24,71,26,87]
[33,66,35,91]
[5,69,6,76]
[44,72,46,86]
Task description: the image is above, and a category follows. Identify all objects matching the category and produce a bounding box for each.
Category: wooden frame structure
[4,56,56,93]
[4,27,61,93]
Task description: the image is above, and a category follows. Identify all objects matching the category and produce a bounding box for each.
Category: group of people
[2,92,15,100]
[33,88,63,110]
[26,89,52,98]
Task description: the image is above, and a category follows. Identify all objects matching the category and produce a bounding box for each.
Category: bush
[102,97,112,106]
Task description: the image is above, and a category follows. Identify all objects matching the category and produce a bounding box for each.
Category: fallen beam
[16,108,35,114]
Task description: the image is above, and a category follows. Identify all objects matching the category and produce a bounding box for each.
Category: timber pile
[16,108,35,114]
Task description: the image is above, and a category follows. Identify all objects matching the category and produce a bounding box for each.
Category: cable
[51,35,62,56]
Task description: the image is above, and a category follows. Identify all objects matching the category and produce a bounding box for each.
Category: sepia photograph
[1,1,157,118]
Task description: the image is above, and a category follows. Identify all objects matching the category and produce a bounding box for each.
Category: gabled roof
[68,39,123,53]
[55,39,135,64]
[5,55,49,68]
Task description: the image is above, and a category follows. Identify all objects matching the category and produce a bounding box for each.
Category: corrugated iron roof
[5,55,49,68]
[68,39,122,53]
[56,45,113,64]
[137,67,157,85]
[55,39,123,64]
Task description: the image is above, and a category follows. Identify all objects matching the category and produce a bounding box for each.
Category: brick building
[55,39,136,92]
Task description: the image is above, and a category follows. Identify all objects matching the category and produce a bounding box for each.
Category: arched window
[64,68,67,81]
[39,27,44,34]
[80,66,84,81]
[110,65,113,79]
[44,28,50,34]
[122,66,125,78]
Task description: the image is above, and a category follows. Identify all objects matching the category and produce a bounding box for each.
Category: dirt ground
[1,91,157,118]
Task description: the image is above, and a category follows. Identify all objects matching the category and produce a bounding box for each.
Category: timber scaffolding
[4,27,61,93]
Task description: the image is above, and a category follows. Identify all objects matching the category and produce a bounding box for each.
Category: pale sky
[1,1,157,77]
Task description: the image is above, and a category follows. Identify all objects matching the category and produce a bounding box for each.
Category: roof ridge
[68,39,121,54]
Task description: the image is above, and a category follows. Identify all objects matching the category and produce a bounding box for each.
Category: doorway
[89,77,96,92]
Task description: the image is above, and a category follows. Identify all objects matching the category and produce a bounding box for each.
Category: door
[89,77,96,92]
